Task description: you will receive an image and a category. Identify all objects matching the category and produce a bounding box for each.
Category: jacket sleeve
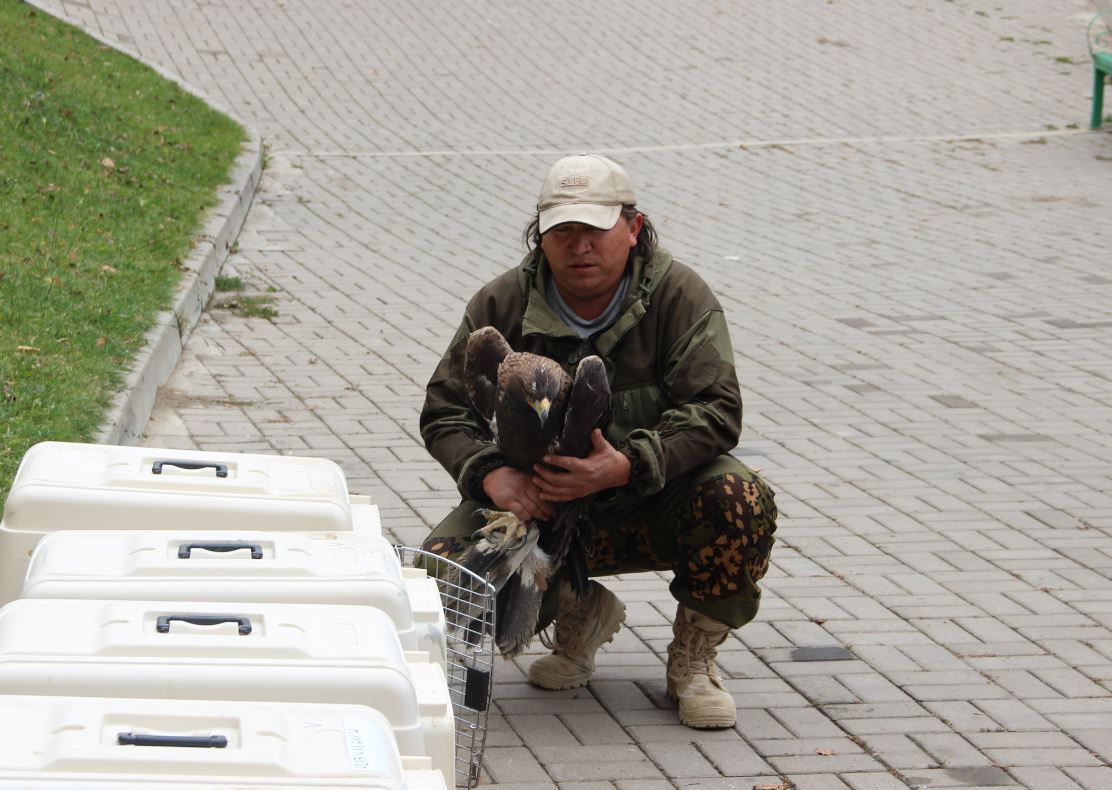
[618,307,742,497]
[419,317,506,505]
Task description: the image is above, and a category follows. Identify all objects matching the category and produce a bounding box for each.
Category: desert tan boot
[527,580,626,690]
[665,603,736,728]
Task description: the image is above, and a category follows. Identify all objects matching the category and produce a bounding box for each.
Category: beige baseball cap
[537,153,636,234]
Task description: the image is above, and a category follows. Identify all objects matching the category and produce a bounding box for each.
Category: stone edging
[23,1,265,447]
[94,134,262,447]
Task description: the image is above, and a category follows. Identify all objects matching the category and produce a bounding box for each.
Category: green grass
[212,294,278,320]
[0,1,244,499]
[214,275,244,291]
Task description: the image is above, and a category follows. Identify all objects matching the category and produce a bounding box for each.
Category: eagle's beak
[528,396,552,426]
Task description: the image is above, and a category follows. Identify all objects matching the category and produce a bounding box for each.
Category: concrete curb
[25,1,265,448]
[94,137,262,446]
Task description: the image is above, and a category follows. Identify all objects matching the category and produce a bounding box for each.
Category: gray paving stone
[855,733,936,771]
[769,754,886,776]
[640,741,719,779]
[1064,766,1112,790]
[533,745,660,783]
[1008,767,1085,790]
[897,765,1019,788]
[980,748,1103,768]
[787,776,852,790]
[561,712,635,747]
[910,732,995,768]
[840,774,910,790]
[673,780,785,790]
[506,714,580,751]
[483,746,551,785]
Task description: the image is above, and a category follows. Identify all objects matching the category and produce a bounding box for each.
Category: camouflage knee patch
[676,472,778,602]
[587,527,619,574]
[421,535,468,561]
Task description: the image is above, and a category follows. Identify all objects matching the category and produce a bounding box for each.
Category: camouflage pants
[422,455,777,630]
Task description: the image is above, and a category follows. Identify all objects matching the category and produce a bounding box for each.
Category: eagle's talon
[469,510,530,548]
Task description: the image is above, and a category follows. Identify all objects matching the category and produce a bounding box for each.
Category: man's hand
[482,466,554,522]
[533,429,631,502]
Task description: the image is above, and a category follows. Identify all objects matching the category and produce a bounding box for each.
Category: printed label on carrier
[342,714,376,773]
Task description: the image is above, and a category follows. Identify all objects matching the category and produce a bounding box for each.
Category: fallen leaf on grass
[96,337,107,347]
[100,265,117,274]
[101,157,115,170]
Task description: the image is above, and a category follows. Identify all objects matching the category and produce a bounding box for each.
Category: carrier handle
[178,542,263,559]
[118,732,228,748]
[152,459,228,478]
[156,614,253,635]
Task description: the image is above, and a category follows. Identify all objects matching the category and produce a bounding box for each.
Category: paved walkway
[40,0,1112,787]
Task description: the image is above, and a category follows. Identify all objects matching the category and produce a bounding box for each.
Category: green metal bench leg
[1094,66,1106,130]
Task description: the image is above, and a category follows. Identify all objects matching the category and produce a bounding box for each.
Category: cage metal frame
[396,546,495,788]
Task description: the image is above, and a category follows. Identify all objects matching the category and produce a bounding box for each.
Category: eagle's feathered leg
[457,510,539,592]
[494,539,555,657]
[537,501,592,600]
[456,508,561,657]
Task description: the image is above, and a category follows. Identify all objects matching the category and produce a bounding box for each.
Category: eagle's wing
[537,355,613,602]
[556,356,612,458]
[464,326,512,424]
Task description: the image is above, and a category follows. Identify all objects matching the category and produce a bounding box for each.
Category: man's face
[541,213,643,313]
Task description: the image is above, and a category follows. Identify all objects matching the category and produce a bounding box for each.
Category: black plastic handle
[463,666,491,711]
[156,614,253,635]
[152,459,228,478]
[178,542,263,559]
[118,732,228,748]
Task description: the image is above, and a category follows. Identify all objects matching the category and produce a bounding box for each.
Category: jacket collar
[519,249,673,353]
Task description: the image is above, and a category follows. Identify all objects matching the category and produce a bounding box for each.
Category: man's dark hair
[522,205,658,267]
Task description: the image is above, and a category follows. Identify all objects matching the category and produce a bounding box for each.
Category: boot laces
[545,584,600,654]
[538,624,556,651]
[553,595,593,653]
[686,629,716,675]
[671,616,718,677]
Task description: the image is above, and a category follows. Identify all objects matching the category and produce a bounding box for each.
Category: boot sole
[680,713,737,729]
[666,687,736,729]
[527,601,627,690]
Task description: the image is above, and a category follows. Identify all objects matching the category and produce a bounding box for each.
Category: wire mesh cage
[396,546,495,788]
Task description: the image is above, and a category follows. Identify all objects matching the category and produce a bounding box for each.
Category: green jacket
[420,247,743,505]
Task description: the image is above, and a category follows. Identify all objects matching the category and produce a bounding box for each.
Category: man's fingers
[538,457,571,474]
[525,491,553,519]
[533,472,575,495]
[536,458,586,478]
[509,489,553,521]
